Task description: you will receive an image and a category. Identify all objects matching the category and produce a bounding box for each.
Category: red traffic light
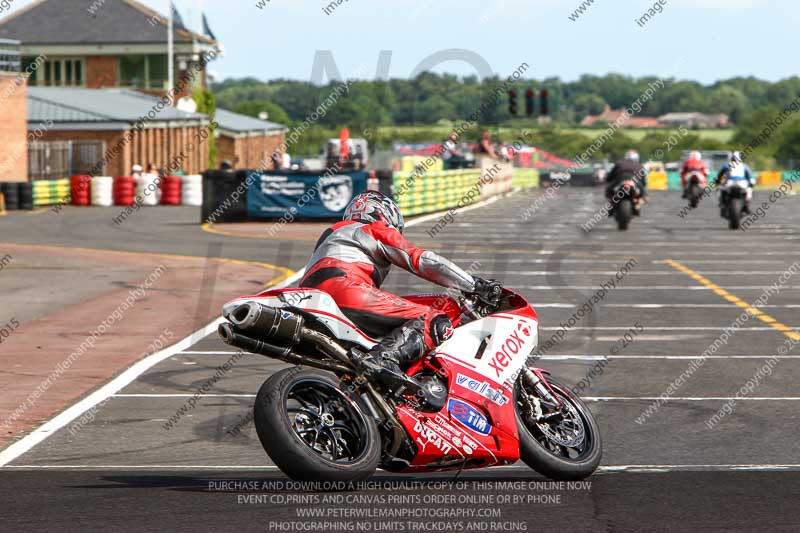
[540,89,550,115]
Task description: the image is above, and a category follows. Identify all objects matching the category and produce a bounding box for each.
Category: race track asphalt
[2,187,799,532]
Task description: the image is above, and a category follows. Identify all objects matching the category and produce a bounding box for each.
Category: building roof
[0,0,215,46]
[28,87,209,130]
[580,105,661,129]
[215,108,287,136]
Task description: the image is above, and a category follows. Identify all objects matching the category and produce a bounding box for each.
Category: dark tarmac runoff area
[1,188,800,532]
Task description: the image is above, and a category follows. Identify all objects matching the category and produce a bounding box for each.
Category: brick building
[0,39,27,183]
[0,0,219,100]
[215,109,287,170]
[28,87,211,177]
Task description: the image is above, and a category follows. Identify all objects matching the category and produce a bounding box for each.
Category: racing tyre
[728,198,743,230]
[688,185,701,208]
[254,368,380,483]
[515,375,602,481]
[615,198,632,231]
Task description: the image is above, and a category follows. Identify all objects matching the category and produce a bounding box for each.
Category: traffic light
[539,89,550,115]
[525,89,535,116]
[508,90,518,116]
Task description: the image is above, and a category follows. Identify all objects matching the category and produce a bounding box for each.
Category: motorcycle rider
[606,150,648,208]
[714,151,753,214]
[299,191,500,389]
[680,151,708,198]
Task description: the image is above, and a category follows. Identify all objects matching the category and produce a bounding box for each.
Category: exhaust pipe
[229,302,304,344]
[218,322,293,359]
[218,323,353,374]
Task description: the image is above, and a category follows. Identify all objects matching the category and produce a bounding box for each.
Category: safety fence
[0,175,203,211]
[393,158,514,216]
[649,170,797,191]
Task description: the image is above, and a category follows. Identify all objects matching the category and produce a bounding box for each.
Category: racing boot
[359,319,425,394]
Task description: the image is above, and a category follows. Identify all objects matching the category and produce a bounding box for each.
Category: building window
[120,54,169,90]
[26,58,85,86]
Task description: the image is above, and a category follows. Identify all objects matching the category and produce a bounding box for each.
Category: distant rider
[299,191,500,389]
[680,151,708,197]
[714,151,753,214]
[606,150,648,206]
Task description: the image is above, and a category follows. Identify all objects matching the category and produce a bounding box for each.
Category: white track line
[0,269,307,466]
[0,195,496,466]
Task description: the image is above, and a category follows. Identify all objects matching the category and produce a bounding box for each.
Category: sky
[8,0,800,85]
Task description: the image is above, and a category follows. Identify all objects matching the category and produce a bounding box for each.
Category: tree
[573,94,607,118]
[192,88,217,168]
[707,86,747,122]
[233,100,291,125]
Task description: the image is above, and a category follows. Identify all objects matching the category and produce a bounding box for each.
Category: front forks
[522,368,565,412]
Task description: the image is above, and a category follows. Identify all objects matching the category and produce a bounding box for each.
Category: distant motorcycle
[683,171,707,209]
[610,178,642,231]
[718,176,750,230]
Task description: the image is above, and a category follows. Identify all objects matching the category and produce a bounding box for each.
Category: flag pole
[167,0,175,105]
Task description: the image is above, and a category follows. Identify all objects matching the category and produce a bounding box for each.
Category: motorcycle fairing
[397,302,539,471]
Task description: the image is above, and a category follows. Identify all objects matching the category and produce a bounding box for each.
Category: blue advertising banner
[246,171,368,219]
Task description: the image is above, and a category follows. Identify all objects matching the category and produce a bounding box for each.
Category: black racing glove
[471,277,504,307]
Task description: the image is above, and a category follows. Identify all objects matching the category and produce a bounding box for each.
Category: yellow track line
[0,242,295,288]
[665,259,800,341]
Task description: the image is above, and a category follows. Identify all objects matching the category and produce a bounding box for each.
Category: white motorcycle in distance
[718,175,752,230]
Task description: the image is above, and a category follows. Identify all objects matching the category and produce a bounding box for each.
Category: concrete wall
[0,72,28,183]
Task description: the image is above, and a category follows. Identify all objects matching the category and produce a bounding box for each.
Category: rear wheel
[515,375,602,480]
[728,198,743,229]
[689,184,701,208]
[253,368,380,482]
[615,198,632,230]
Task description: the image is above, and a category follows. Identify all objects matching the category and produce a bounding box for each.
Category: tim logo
[448,399,490,436]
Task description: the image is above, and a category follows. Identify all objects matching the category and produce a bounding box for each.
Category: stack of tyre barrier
[32,179,70,207]
[70,175,92,206]
[181,175,202,206]
[91,177,114,207]
[18,183,33,210]
[393,169,484,216]
[161,176,182,205]
[1,183,20,210]
[135,174,161,206]
[113,177,136,206]
[201,170,249,223]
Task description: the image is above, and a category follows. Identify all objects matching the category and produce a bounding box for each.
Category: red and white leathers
[681,158,708,189]
[299,219,476,352]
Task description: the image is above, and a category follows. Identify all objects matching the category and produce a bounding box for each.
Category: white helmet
[624,150,640,162]
[730,151,743,163]
[344,191,405,233]
[689,151,702,161]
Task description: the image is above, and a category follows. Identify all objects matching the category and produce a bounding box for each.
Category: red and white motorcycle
[683,170,708,209]
[219,285,602,482]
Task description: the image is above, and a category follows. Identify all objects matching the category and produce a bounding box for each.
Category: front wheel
[515,375,602,480]
[253,368,381,482]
